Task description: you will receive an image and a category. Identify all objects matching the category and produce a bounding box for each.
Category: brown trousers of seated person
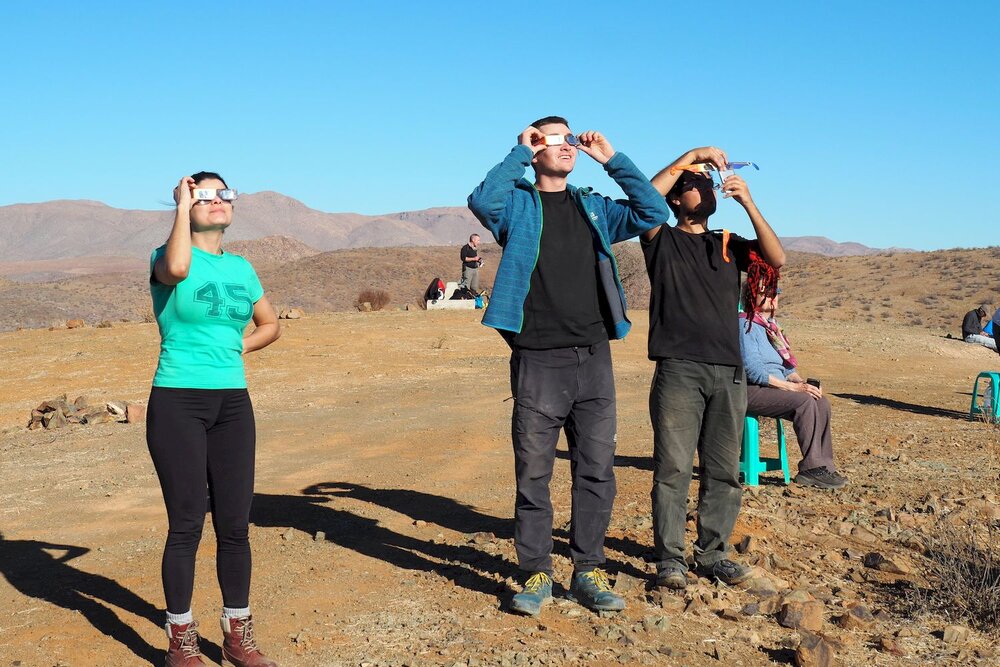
[746,385,836,474]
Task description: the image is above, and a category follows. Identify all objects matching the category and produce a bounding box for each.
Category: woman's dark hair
[190,171,228,188]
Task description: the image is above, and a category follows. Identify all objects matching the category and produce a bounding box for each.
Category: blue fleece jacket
[739,317,796,386]
[467,144,670,338]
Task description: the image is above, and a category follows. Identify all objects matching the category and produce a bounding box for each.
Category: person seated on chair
[739,263,847,490]
[962,306,997,351]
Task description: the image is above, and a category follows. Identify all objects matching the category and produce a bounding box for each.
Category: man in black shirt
[459,234,483,294]
[467,116,670,616]
[642,146,785,590]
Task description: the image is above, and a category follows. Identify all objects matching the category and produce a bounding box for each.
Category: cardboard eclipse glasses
[191,188,239,204]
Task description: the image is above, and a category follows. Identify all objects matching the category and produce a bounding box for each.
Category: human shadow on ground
[252,483,648,594]
[0,531,167,665]
[832,393,969,421]
[252,484,512,598]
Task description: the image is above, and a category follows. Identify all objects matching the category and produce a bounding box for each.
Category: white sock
[166,610,193,625]
[222,606,251,619]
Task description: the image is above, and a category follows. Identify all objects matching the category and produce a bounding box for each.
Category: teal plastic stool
[740,415,790,486]
[970,372,1000,422]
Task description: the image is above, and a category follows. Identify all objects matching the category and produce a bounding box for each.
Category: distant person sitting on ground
[962,306,996,351]
[458,233,483,295]
[739,269,848,490]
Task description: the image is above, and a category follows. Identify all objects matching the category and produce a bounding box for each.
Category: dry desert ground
[1,310,1000,666]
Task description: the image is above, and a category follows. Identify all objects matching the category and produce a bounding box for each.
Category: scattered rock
[126,402,146,424]
[282,528,295,541]
[66,319,85,329]
[876,635,906,656]
[612,572,642,595]
[359,302,373,312]
[314,531,325,541]
[942,625,970,644]
[106,401,128,421]
[795,631,835,667]
[862,552,912,575]
[777,600,825,632]
[835,603,874,630]
[279,308,305,319]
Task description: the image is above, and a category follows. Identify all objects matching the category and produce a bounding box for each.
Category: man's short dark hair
[665,171,713,216]
[978,306,988,318]
[531,116,569,129]
[469,233,480,242]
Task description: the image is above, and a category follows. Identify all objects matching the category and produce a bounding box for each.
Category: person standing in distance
[148,172,281,666]
[468,117,670,616]
[459,233,484,294]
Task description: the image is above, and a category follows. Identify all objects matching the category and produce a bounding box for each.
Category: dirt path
[1,311,999,665]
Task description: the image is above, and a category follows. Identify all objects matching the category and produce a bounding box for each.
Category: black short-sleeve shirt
[461,244,479,269]
[512,189,608,350]
[642,225,754,365]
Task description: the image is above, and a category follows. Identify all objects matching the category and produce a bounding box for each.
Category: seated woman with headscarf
[739,264,848,490]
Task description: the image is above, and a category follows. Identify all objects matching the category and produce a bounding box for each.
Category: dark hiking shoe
[655,564,689,590]
[695,559,753,586]
[220,616,278,667]
[795,467,848,489]
[510,572,553,617]
[567,568,625,612]
[165,621,205,666]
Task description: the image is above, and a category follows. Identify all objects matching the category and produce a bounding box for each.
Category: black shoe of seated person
[794,467,848,489]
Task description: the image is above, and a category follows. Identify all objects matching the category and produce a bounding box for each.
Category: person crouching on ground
[642,147,785,591]
[739,272,847,489]
[468,117,670,616]
[148,172,281,666]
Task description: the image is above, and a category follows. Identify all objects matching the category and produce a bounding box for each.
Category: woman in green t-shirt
[148,172,281,666]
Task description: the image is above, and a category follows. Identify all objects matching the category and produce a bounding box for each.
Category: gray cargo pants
[649,358,746,572]
[510,340,617,576]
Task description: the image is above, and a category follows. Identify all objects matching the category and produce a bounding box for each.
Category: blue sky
[2,1,997,251]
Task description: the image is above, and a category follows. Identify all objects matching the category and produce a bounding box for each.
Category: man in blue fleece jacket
[468,116,669,616]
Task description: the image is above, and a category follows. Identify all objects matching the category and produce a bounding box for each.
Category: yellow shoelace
[583,568,613,592]
[523,572,551,593]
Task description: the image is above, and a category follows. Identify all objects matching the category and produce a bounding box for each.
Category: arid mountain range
[0,194,907,282]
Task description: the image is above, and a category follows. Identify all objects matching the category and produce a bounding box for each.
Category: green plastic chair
[970,371,1000,423]
[740,415,790,486]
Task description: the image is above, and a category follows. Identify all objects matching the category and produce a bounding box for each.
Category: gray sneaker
[655,565,688,590]
[695,559,752,586]
[795,467,848,489]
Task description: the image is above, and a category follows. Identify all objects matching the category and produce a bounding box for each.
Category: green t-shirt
[150,245,264,389]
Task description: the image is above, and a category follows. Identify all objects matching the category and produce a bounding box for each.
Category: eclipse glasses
[668,162,759,192]
[532,133,581,147]
[192,188,239,204]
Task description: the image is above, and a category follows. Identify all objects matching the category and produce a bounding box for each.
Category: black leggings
[146,387,256,613]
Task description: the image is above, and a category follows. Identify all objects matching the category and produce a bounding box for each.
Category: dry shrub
[356,289,390,311]
[904,516,1000,634]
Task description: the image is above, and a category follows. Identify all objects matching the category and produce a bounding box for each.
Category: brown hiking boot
[221,615,278,667]
[165,621,205,666]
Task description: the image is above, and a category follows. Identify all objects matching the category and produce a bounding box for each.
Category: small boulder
[106,401,128,421]
[66,319,85,329]
[942,625,970,644]
[778,600,825,632]
[795,632,835,667]
[126,402,146,424]
[835,603,874,630]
